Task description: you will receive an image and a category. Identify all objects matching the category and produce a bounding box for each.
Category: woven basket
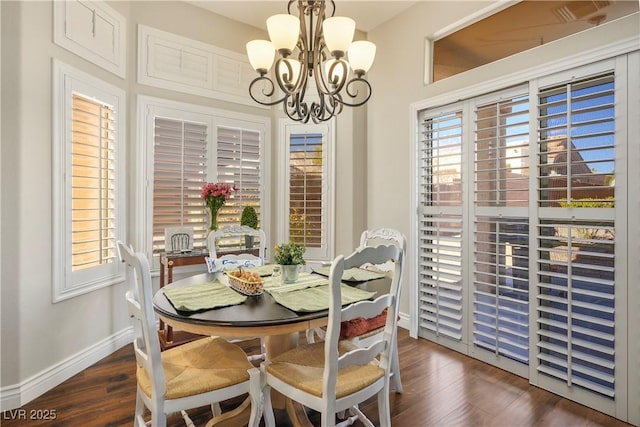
[227,268,264,296]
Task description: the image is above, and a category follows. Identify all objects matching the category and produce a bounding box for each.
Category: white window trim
[136,96,271,271]
[278,119,335,262]
[52,59,126,302]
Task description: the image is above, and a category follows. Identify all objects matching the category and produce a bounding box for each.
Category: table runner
[163,280,247,312]
[265,273,376,312]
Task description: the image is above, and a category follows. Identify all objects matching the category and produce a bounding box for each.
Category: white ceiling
[187,1,418,32]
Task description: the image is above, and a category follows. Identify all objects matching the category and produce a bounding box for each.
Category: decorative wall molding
[53,0,127,78]
[137,25,267,108]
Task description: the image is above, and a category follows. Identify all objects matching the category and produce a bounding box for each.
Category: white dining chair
[355,227,406,394]
[255,244,404,427]
[306,227,407,394]
[206,225,268,361]
[116,241,262,427]
[207,225,267,270]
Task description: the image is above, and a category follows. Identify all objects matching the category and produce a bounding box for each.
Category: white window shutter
[418,110,464,342]
[536,73,617,399]
[471,91,531,372]
[217,126,262,226]
[152,117,208,253]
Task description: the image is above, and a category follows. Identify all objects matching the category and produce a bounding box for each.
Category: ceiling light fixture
[246,0,376,123]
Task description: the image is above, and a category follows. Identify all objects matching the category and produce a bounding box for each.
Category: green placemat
[311,266,386,282]
[164,280,247,312]
[267,274,376,313]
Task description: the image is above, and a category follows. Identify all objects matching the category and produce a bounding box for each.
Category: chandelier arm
[285,92,311,123]
[333,76,373,107]
[314,58,348,97]
[248,75,290,106]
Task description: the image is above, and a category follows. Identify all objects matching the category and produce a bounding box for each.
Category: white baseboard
[0,327,133,411]
[398,311,410,331]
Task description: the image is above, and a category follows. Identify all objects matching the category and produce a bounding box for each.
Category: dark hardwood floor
[1,329,630,427]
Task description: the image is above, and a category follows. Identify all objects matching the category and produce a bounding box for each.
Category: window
[138,97,269,268]
[216,124,262,227]
[280,121,334,261]
[414,55,634,418]
[430,1,638,82]
[536,73,617,398]
[53,60,126,301]
[152,117,209,253]
[418,109,464,343]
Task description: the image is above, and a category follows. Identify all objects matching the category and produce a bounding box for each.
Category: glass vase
[208,208,219,231]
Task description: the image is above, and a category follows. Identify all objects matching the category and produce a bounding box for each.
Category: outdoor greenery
[240,206,258,229]
[274,241,306,265]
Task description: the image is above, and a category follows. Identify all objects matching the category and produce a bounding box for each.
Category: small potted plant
[240,206,259,248]
[274,241,306,283]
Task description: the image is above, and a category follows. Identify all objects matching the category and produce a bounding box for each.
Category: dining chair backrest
[207,225,267,270]
[359,228,407,274]
[324,244,404,406]
[116,241,166,405]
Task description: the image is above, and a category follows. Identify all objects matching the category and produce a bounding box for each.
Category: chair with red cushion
[255,244,404,427]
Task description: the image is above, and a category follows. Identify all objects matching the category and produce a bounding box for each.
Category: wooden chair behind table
[256,244,405,427]
[116,241,262,427]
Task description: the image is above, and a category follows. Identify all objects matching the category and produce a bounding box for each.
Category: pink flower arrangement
[201,182,235,230]
[201,182,234,201]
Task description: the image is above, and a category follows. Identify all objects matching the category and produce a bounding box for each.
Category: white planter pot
[281,264,301,283]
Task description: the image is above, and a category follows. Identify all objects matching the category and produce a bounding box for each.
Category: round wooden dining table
[153,271,390,427]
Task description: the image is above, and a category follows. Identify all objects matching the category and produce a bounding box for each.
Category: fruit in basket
[229,267,263,284]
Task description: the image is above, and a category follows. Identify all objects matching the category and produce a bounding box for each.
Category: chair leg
[248,368,262,427]
[134,390,146,426]
[261,365,276,427]
[377,383,391,427]
[210,402,222,417]
[390,349,403,393]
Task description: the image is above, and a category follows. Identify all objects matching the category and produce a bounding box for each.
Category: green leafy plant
[240,206,258,229]
[274,242,306,265]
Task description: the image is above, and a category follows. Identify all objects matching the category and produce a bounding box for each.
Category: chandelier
[246,0,376,124]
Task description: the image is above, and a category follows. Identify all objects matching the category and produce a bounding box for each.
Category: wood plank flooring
[1,329,630,426]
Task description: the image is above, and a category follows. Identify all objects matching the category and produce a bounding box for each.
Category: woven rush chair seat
[266,341,384,399]
[136,336,254,400]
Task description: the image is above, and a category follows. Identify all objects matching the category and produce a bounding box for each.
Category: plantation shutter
[418,110,464,342]
[472,92,530,370]
[536,73,616,398]
[152,117,208,253]
[71,94,117,271]
[217,126,261,227]
[289,132,324,250]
